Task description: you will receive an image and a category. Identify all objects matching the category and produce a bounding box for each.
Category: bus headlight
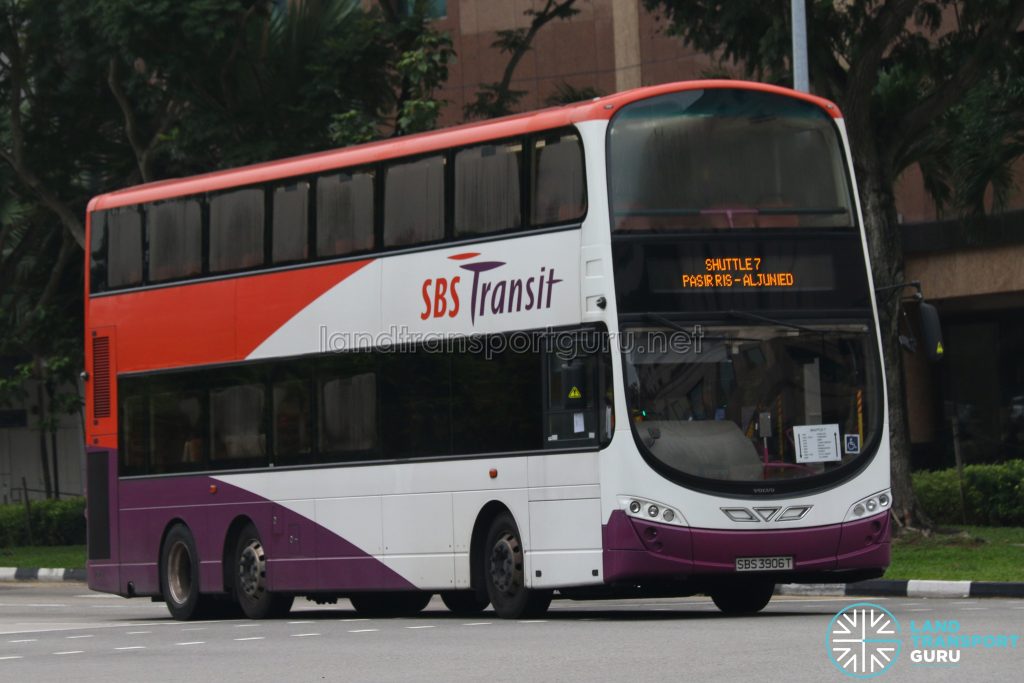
[620,497,686,526]
[846,490,891,521]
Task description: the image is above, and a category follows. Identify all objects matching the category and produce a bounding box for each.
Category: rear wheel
[483,512,552,619]
[161,524,211,621]
[349,591,432,617]
[710,581,775,615]
[440,590,489,616]
[234,523,293,619]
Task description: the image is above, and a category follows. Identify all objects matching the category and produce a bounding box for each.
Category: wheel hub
[238,540,266,600]
[167,540,192,606]
[489,533,521,594]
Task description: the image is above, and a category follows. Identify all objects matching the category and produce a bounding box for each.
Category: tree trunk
[34,380,54,500]
[856,150,933,531]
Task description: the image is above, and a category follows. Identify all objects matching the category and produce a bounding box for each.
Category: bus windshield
[622,323,881,487]
[609,89,853,231]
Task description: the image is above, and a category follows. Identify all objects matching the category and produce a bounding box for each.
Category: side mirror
[919,302,944,362]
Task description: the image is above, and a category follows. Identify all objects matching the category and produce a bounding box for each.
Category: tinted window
[106,207,143,288]
[380,351,450,457]
[119,393,148,476]
[608,89,853,231]
[545,352,598,445]
[210,188,264,272]
[89,214,108,293]
[384,156,445,247]
[147,199,202,282]
[273,182,309,264]
[273,375,312,463]
[210,381,266,466]
[451,347,541,453]
[454,142,522,235]
[319,357,378,456]
[150,388,204,473]
[531,132,585,226]
[317,171,375,257]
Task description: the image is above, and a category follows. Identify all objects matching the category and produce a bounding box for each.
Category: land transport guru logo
[826,602,901,678]
[420,252,562,325]
[826,601,1020,677]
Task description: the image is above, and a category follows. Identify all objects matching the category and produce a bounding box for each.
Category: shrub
[914,460,1024,526]
[0,497,86,547]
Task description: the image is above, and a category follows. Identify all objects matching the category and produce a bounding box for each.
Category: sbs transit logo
[826,602,902,678]
[420,252,562,325]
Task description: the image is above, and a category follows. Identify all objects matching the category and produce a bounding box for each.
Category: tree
[1,0,453,496]
[464,0,580,120]
[643,0,1024,528]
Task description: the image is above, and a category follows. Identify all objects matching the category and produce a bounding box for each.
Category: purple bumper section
[602,509,890,583]
[89,472,414,598]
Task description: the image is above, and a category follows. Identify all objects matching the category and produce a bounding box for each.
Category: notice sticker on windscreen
[793,424,842,463]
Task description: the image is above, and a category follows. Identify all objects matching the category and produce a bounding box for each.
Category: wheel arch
[221,515,257,593]
[469,500,516,599]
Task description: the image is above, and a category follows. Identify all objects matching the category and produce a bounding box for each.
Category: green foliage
[544,82,603,107]
[913,461,1024,526]
[0,497,87,548]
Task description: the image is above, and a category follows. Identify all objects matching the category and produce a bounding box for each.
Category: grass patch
[0,545,85,569]
[886,526,1024,582]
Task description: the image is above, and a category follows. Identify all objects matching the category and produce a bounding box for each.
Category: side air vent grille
[92,336,111,419]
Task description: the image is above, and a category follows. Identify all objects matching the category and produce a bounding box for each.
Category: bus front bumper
[602,510,890,584]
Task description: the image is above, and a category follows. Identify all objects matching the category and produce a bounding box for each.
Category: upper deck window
[455,141,522,235]
[210,188,265,272]
[384,155,445,247]
[316,170,375,257]
[104,208,144,288]
[609,89,853,231]
[147,199,202,282]
[531,132,586,226]
[272,182,309,264]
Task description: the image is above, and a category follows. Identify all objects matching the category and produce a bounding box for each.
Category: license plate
[735,556,793,572]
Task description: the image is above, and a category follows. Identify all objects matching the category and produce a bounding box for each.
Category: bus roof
[87,80,841,212]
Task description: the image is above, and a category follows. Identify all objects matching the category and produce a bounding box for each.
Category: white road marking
[177,641,205,646]
[405,625,435,630]
[234,637,265,641]
[26,604,66,608]
[74,594,119,599]
[0,656,24,661]
[115,646,146,651]
[341,618,368,622]
[126,631,151,635]
[66,635,93,639]
[518,620,547,624]
[53,651,84,656]
[290,633,321,637]
[234,624,260,628]
[181,627,206,631]
[8,639,37,643]
[348,629,378,633]
[908,608,933,612]
[962,607,988,610]
[288,621,315,625]
[462,622,491,626]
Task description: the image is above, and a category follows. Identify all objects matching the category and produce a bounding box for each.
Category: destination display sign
[681,257,796,289]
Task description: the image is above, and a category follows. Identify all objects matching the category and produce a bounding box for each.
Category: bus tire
[440,590,489,615]
[233,523,293,619]
[710,581,775,615]
[161,523,210,621]
[483,511,552,619]
[349,591,432,617]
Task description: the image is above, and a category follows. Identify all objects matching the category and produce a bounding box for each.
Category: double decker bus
[84,81,890,620]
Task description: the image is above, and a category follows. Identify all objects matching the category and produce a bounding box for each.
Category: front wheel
[710,581,775,615]
[483,512,552,619]
[234,523,293,619]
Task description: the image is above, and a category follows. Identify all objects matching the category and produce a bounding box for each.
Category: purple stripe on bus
[602,510,890,583]
[95,471,415,597]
